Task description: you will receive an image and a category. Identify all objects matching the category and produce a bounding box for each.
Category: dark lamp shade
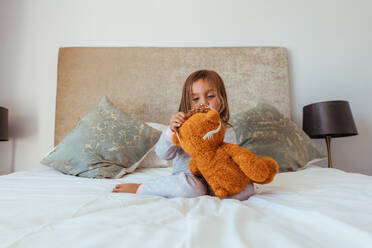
[303,101,358,139]
[0,106,8,141]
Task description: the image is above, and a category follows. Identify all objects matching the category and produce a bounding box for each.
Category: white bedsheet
[1,163,372,248]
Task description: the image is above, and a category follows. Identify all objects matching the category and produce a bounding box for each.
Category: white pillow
[298,157,328,170]
[145,122,168,132]
[114,122,172,178]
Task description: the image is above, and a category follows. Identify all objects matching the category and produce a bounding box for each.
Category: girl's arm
[224,127,238,145]
[154,126,180,160]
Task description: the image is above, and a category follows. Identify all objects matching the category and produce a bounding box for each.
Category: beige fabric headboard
[55,47,291,145]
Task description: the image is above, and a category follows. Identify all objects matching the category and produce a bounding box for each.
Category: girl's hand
[170,112,186,132]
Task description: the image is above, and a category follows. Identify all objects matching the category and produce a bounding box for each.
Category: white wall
[1,0,371,175]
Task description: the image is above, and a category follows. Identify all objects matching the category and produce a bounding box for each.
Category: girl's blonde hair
[178,69,231,127]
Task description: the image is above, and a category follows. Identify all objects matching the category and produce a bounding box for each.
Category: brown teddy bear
[172,105,279,199]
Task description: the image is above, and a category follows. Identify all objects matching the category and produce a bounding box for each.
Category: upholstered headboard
[55,47,291,145]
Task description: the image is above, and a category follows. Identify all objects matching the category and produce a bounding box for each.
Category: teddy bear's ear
[206,109,220,122]
[172,132,181,146]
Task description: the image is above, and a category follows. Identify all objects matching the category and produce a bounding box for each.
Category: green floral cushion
[41,96,161,178]
[230,103,326,172]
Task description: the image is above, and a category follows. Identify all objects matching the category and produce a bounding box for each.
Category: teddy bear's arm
[221,143,271,183]
[189,158,201,176]
[258,157,279,184]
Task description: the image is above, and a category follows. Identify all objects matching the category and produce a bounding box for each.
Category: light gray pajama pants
[137,172,255,201]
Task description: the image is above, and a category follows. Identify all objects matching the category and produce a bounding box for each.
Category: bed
[1,47,372,248]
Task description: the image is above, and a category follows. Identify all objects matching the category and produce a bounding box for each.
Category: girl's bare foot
[112,183,141,193]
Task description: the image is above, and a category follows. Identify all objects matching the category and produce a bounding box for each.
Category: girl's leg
[138,173,207,198]
[208,181,255,201]
[225,182,255,201]
[112,183,141,193]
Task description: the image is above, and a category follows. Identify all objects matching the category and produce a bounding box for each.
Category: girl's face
[190,79,221,111]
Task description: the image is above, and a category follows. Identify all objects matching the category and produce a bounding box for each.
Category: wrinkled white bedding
[1,162,372,248]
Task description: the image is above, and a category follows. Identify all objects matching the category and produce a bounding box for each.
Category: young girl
[112,70,254,200]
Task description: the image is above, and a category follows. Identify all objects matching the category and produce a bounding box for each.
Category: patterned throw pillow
[41,96,161,178]
[230,103,326,172]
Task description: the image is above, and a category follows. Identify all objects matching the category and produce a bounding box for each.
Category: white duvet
[1,162,372,248]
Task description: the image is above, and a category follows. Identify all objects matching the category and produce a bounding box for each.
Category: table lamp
[0,106,8,141]
[303,100,357,168]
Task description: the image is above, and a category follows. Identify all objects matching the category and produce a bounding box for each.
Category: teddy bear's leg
[201,171,230,199]
[257,157,279,184]
[214,188,228,199]
[189,158,201,176]
[221,143,270,183]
